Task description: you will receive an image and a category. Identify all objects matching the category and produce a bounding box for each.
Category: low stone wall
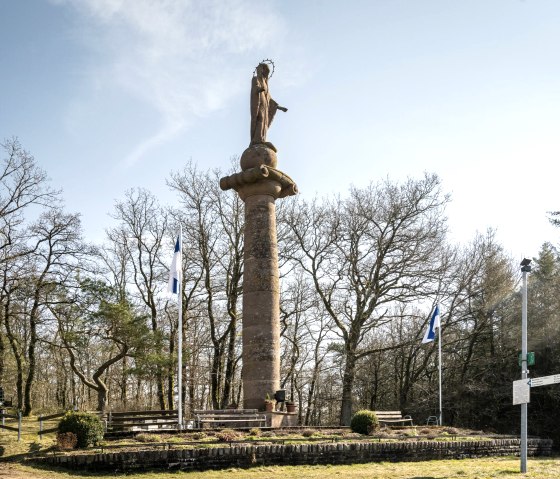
[38,438,552,472]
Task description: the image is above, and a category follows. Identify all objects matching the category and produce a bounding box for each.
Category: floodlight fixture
[520,258,532,273]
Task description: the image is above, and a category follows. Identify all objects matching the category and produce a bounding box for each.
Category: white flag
[422,305,441,344]
[167,235,181,294]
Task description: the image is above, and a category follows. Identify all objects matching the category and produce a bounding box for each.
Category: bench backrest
[375,411,405,419]
[193,409,259,415]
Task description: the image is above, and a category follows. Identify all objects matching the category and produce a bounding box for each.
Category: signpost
[529,374,560,388]
[519,258,531,473]
[512,372,560,474]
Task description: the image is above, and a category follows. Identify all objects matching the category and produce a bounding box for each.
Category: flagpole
[438,309,442,426]
[422,305,442,425]
[177,225,183,430]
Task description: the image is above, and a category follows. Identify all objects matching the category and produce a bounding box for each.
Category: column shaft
[242,193,280,409]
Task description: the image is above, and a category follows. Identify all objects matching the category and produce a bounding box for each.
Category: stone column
[220,147,297,410]
[242,183,280,409]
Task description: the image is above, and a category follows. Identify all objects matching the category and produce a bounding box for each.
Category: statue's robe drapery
[250,74,279,145]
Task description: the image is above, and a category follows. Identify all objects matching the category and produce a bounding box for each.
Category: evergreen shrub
[350,409,379,435]
[58,411,104,448]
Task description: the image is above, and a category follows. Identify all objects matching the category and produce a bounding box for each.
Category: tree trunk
[23,313,38,416]
[211,345,222,409]
[96,386,108,412]
[121,356,128,409]
[304,367,319,426]
[0,333,4,384]
[340,352,357,425]
[151,309,166,411]
[167,329,175,410]
[3,301,24,409]
[221,316,237,408]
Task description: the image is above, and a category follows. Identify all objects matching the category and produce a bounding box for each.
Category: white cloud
[53,0,284,165]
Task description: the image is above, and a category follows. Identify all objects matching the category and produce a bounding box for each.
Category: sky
[1,0,559,263]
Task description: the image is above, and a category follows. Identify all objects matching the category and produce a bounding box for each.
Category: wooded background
[2,138,559,442]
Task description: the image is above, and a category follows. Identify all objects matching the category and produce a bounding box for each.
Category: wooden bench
[193,409,267,429]
[104,409,179,433]
[374,410,413,426]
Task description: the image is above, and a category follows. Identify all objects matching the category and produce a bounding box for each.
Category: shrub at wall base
[58,411,104,448]
[350,410,379,435]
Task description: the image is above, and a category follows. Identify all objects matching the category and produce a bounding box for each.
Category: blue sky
[1,0,559,260]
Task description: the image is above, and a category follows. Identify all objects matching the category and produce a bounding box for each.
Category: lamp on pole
[520,257,531,473]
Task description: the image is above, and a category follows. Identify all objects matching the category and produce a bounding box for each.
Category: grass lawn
[1,457,559,478]
[0,417,553,478]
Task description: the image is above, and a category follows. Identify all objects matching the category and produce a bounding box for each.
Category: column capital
[220,166,298,201]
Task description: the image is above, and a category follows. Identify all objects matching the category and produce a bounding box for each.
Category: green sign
[518,352,535,367]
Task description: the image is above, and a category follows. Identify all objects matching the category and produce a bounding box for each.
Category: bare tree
[0,139,60,407]
[23,210,84,415]
[282,174,449,424]
[0,138,59,259]
[167,161,244,409]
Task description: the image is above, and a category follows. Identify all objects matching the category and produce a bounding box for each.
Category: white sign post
[513,379,531,406]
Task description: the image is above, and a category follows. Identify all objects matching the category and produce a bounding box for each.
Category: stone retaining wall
[38,438,552,472]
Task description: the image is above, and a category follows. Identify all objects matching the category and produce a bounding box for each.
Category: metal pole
[177,226,183,430]
[18,411,21,442]
[520,260,530,473]
[39,414,43,441]
[438,321,443,426]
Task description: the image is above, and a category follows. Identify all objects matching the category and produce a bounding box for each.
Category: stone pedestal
[220,147,297,411]
[265,411,299,428]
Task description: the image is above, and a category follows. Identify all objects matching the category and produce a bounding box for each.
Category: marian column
[220,61,297,410]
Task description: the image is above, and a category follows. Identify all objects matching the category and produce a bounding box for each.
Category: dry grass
[1,457,560,478]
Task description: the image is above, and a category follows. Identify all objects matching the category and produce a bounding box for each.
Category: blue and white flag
[422,305,441,344]
[167,235,182,294]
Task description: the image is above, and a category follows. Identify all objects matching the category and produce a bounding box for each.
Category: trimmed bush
[216,428,240,442]
[249,427,261,437]
[136,433,162,443]
[350,410,379,435]
[58,411,104,448]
